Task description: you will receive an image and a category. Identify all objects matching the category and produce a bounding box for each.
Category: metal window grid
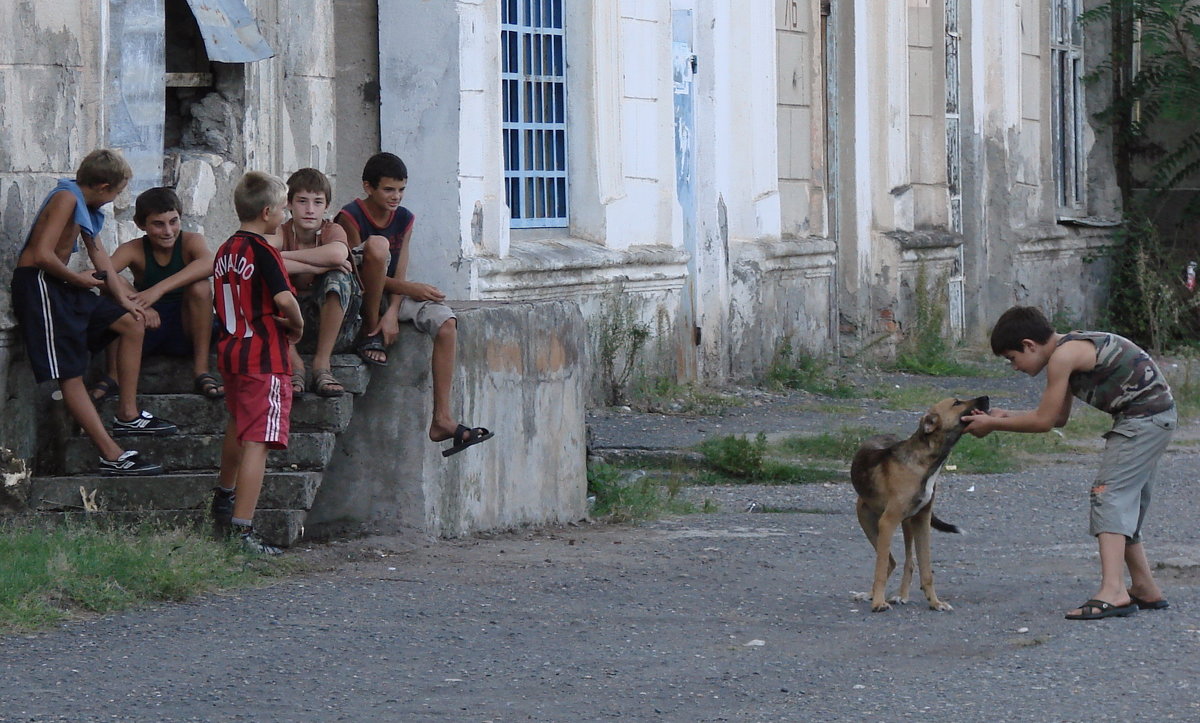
[501,0,569,228]
[1050,0,1086,211]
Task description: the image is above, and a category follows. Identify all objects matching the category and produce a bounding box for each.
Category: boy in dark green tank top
[963,306,1176,621]
[97,187,222,399]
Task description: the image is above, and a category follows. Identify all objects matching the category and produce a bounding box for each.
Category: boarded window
[1051,0,1085,212]
[501,0,569,228]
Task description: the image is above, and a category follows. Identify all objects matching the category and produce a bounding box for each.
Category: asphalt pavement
[2,371,1198,722]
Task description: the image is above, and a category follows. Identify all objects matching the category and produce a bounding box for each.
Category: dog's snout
[976,395,989,411]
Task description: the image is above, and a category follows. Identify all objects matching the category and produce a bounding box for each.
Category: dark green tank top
[137,234,186,304]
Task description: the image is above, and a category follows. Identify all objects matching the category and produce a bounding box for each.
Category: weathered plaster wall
[333,0,380,204]
[309,301,587,538]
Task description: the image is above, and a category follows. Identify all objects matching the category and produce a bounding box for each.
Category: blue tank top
[336,199,414,277]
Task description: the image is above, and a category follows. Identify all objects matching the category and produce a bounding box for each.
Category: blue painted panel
[183,0,273,62]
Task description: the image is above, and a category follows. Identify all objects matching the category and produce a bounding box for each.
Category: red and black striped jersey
[213,230,296,375]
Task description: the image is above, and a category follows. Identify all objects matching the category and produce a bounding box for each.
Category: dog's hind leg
[912,506,952,611]
[892,519,915,605]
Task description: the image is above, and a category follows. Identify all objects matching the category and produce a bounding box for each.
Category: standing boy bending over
[336,152,492,457]
[963,306,1175,620]
[97,186,221,400]
[10,149,174,476]
[271,168,357,397]
[211,171,303,555]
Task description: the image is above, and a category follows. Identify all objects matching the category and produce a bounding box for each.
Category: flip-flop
[356,333,388,366]
[442,424,495,457]
[1129,594,1169,610]
[193,372,225,399]
[291,372,307,395]
[89,375,119,402]
[1064,598,1138,620]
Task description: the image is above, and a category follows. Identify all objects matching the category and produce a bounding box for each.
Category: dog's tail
[931,514,964,534]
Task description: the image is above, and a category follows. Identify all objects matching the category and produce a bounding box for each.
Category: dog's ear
[921,412,940,435]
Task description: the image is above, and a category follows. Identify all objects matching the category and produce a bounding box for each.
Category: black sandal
[442,424,495,457]
[193,372,225,399]
[1064,599,1137,620]
[89,375,119,402]
[356,333,388,366]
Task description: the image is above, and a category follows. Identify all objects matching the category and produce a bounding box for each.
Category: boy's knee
[184,279,213,302]
[437,317,457,337]
[114,312,145,337]
[363,235,389,262]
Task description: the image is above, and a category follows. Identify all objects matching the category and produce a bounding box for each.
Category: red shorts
[223,372,292,449]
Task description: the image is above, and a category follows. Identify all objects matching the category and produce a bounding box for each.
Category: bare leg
[182,279,214,378]
[313,293,344,374]
[1067,532,1133,616]
[1125,540,1165,603]
[359,235,389,335]
[60,376,124,461]
[231,441,269,522]
[217,416,241,491]
[94,344,119,399]
[110,313,146,422]
[429,318,458,441]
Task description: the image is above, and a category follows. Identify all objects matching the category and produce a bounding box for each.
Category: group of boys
[10,149,1180,616]
[11,149,492,555]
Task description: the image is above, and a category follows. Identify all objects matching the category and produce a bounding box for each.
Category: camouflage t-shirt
[1057,331,1174,417]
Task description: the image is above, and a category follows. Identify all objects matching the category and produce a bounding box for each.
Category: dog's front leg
[892,519,915,605]
[912,508,952,611]
[870,511,903,612]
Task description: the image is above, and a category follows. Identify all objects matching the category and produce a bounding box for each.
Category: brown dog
[850,396,989,612]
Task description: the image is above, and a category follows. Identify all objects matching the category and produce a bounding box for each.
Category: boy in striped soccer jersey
[211,171,303,555]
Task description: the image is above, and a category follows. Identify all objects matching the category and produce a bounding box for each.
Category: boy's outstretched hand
[962,408,1008,438]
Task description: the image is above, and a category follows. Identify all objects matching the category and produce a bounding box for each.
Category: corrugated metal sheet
[184,0,273,62]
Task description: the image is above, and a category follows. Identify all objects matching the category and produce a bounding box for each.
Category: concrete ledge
[308,299,588,538]
[58,433,335,475]
[31,472,322,512]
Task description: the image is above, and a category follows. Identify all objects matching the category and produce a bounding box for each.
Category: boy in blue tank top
[335,152,493,457]
[10,149,175,476]
[100,187,221,399]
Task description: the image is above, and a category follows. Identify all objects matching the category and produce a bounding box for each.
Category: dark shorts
[143,298,192,358]
[11,267,127,383]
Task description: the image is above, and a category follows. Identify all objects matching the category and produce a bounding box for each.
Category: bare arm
[272,290,304,345]
[21,193,105,290]
[82,234,145,322]
[129,233,214,307]
[380,225,444,302]
[964,342,1092,436]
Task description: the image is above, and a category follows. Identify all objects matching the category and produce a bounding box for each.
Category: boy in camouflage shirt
[964,306,1175,620]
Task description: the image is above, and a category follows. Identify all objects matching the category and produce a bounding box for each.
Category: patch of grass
[765,340,857,398]
[777,426,876,461]
[696,434,841,485]
[629,376,743,415]
[867,384,947,411]
[0,520,289,634]
[587,464,696,522]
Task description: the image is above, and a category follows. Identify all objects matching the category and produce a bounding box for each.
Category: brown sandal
[311,369,345,397]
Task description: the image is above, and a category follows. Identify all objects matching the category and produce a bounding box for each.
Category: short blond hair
[234,171,287,222]
[76,149,133,188]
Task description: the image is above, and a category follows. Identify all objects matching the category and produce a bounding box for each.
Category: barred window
[501,0,569,228]
[1051,0,1085,212]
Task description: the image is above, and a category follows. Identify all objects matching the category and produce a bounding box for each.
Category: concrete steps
[30,354,367,547]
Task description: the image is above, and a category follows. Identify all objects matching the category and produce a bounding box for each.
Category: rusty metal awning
[184,0,274,62]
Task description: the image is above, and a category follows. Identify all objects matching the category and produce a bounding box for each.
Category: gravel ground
[1,371,1199,722]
